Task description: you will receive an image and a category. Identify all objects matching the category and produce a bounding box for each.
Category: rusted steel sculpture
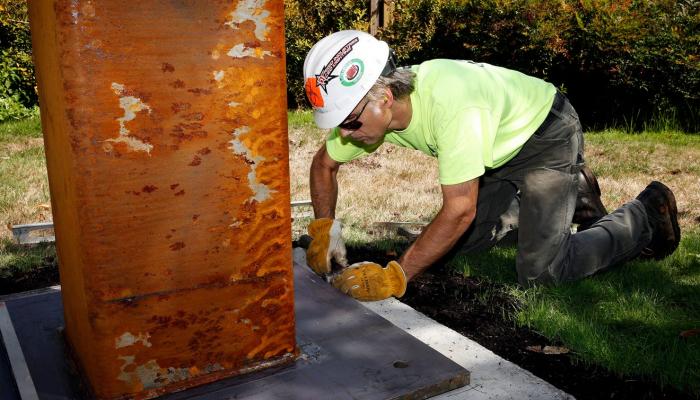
[28,1,296,398]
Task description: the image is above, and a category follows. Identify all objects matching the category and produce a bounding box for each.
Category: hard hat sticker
[340,59,364,87]
[315,37,359,94]
[305,77,325,108]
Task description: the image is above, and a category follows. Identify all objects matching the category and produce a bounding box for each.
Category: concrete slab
[362,299,575,399]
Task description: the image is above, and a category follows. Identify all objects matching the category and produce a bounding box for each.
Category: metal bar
[10,222,55,245]
[0,303,40,400]
[291,200,312,207]
[10,222,54,230]
[12,199,311,234]
[12,199,311,244]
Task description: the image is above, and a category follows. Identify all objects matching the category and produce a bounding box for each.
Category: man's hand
[331,261,407,301]
[307,218,348,275]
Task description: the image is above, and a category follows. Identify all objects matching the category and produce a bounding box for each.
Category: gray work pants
[459,93,653,286]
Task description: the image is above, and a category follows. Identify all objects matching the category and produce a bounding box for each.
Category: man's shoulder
[414,59,487,98]
[412,60,487,122]
[415,59,490,75]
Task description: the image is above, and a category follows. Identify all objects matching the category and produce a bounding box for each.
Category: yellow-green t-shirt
[325,59,557,184]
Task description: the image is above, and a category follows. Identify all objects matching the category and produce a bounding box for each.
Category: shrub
[0,0,37,122]
[3,1,697,130]
[284,0,370,108]
[285,0,700,132]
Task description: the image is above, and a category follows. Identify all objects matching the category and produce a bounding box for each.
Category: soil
[2,245,694,399]
[343,246,695,400]
[0,254,59,296]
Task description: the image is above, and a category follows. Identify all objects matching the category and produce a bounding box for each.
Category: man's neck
[387,96,412,131]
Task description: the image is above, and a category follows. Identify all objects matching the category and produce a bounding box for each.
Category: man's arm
[310,144,343,219]
[398,178,479,280]
[306,144,349,273]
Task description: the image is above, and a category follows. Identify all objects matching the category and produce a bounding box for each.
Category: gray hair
[365,67,416,101]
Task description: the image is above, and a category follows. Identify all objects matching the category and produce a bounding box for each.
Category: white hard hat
[303,30,392,129]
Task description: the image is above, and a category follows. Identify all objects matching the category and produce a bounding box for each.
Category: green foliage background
[0,0,37,121]
[285,0,700,132]
[1,1,698,130]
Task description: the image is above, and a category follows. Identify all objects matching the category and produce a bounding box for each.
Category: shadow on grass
[0,238,58,295]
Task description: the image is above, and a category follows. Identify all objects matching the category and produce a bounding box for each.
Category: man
[302,30,681,301]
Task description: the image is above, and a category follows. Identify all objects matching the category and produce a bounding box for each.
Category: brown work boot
[636,181,681,260]
[573,165,608,231]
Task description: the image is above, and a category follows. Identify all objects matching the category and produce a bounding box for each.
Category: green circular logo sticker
[340,59,364,87]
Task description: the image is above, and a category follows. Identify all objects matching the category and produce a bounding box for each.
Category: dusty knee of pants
[516,168,578,287]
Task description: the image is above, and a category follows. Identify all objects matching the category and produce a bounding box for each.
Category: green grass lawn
[0,113,42,141]
[0,114,50,240]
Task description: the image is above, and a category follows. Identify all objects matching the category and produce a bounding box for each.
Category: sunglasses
[338,100,370,130]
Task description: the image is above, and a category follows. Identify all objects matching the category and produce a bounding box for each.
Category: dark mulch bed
[343,246,694,400]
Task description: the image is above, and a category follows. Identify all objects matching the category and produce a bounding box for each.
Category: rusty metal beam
[27,1,296,399]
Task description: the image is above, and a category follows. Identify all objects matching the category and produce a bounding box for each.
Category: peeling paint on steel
[117,357,186,389]
[117,356,224,390]
[115,332,153,349]
[228,126,273,202]
[227,43,273,59]
[226,0,270,41]
[228,101,241,107]
[213,70,225,81]
[105,82,154,154]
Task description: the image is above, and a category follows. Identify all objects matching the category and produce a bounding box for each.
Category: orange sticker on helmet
[305,77,324,108]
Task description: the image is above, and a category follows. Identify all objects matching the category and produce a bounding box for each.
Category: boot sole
[574,165,608,230]
[645,181,681,259]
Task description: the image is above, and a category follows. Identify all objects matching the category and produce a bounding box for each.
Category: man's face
[337,97,389,145]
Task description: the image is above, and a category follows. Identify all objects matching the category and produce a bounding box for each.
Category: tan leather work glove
[331,261,407,301]
[307,218,348,275]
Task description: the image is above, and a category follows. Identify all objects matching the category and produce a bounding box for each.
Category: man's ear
[383,88,395,108]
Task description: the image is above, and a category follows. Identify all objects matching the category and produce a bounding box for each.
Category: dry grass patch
[0,137,51,240]
[1,137,43,154]
[288,123,441,242]
[585,134,700,231]
[289,125,700,241]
